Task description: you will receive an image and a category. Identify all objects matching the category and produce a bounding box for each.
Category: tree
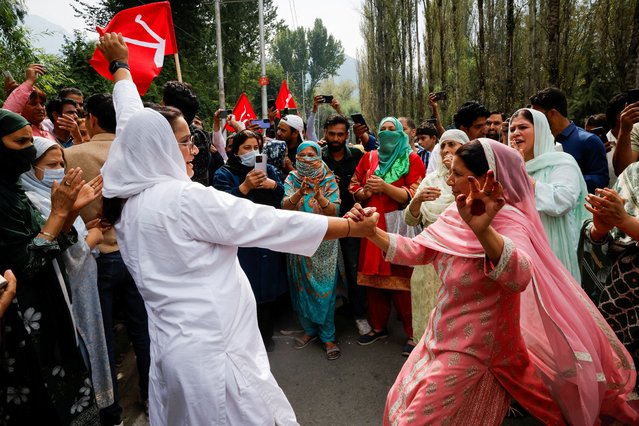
[271,19,345,117]
[0,0,36,94]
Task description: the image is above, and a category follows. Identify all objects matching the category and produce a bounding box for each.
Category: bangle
[39,230,56,240]
[346,218,351,237]
[320,199,330,209]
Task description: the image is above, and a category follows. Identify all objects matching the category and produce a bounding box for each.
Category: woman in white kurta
[97,33,378,426]
[509,108,590,280]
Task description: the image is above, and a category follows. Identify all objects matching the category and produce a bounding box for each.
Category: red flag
[90,1,178,95]
[225,93,257,132]
[275,80,297,115]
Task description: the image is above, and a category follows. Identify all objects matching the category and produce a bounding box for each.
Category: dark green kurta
[0,177,99,425]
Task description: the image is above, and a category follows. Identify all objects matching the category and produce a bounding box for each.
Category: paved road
[118,303,541,425]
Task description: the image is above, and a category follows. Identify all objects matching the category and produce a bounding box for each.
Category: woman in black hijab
[0,109,102,424]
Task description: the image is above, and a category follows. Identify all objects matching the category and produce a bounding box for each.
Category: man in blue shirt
[530,87,609,192]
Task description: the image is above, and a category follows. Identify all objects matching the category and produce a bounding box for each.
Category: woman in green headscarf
[349,116,425,355]
[0,109,102,424]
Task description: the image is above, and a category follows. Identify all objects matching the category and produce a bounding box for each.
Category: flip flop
[293,334,318,349]
[325,344,341,361]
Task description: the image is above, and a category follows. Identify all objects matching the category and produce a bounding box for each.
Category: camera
[321,95,334,104]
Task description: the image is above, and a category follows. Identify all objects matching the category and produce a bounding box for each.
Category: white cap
[280,114,304,134]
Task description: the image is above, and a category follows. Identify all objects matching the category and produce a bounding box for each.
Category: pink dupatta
[414,139,638,425]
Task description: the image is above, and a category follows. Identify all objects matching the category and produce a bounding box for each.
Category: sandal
[401,338,416,357]
[293,334,317,349]
[325,342,341,360]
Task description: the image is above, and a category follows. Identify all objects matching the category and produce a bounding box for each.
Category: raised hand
[25,64,46,85]
[97,32,129,64]
[455,170,505,234]
[585,188,628,232]
[50,168,85,216]
[73,174,103,212]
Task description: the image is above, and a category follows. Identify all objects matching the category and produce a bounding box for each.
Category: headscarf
[286,141,339,213]
[0,109,37,183]
[415,139,638,425]
[294,141,328,182]
[0,108,29,137]
[102,108,190,199]
[19,137,114,408]
[416,130,470,225]
[515,108,590,280]
[374,117,412,183]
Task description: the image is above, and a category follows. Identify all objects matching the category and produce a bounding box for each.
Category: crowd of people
[1,31,639,425]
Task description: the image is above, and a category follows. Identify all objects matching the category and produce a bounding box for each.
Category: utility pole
[215,0,225,109]
[259,0,267,118]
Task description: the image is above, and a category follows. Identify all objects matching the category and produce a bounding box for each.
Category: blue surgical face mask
[38,167,65,188]
[238,150,257,167]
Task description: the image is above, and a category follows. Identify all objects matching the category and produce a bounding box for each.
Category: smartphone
[280,108,298,117]
[434,91,447,101]
[627,89,639,105]
[321,95,334,104]
[2,70,13,80]
[250,119,271,129]
[268,99,276,110]
[219,109,233,119]
[351,113,368,128]
[254,153,267,173]
[426,118,438,126]
[0,275,8,291]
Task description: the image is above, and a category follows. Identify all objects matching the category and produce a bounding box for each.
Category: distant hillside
[25,14,71,55]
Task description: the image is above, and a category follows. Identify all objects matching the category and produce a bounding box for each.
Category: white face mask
[38,167,65,187]
[238,150,257,167]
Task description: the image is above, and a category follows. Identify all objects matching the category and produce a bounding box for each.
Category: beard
[327,142,344,152]
[486,132,500,141]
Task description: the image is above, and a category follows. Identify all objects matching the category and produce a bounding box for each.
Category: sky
[25,0,365,58]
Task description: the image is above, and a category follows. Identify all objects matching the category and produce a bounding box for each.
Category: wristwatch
[109,60,130,74]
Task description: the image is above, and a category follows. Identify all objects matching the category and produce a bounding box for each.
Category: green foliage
[271,19,346,118]
[60,31,112,96]
[0,0,37,97]
[360,0,639,126]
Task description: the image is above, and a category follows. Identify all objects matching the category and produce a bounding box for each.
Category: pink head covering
[416,138,638,424]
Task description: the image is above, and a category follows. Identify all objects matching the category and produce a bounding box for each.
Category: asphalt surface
[117,301,542,425]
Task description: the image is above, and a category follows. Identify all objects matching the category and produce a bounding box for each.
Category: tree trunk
[547,0,560,86]
[505,0,514,111]
[627,0,639,87]
[478,0,486,101]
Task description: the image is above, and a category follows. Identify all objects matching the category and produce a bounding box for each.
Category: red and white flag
[90,1,178,95]
[275,80,297,116]
[225,93,257,132]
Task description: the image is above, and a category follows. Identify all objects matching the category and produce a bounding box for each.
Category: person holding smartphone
[213,130,286,351]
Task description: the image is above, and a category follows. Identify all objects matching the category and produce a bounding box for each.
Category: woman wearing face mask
[403,129,469,341]
[0,109,102,423]
[282,141,342,360]
[19,136,114,410]
[349,116,426,355]
[213,129,286,351]
[509,108,590,281]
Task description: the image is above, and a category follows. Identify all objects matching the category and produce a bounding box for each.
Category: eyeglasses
[177,134,197,151]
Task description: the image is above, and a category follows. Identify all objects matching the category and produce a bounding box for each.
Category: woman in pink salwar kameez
[349,139,639,425]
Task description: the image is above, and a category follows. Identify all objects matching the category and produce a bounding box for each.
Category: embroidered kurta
[383,234,563,425]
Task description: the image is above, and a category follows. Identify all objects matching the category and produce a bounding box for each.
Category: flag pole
[259,0,267,118]
[174,53,183,82]
[215,0,226,110]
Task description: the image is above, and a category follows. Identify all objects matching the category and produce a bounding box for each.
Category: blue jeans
[97,251,150,425]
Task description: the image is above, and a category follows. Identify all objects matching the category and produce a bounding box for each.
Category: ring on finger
[64,181,71,186]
